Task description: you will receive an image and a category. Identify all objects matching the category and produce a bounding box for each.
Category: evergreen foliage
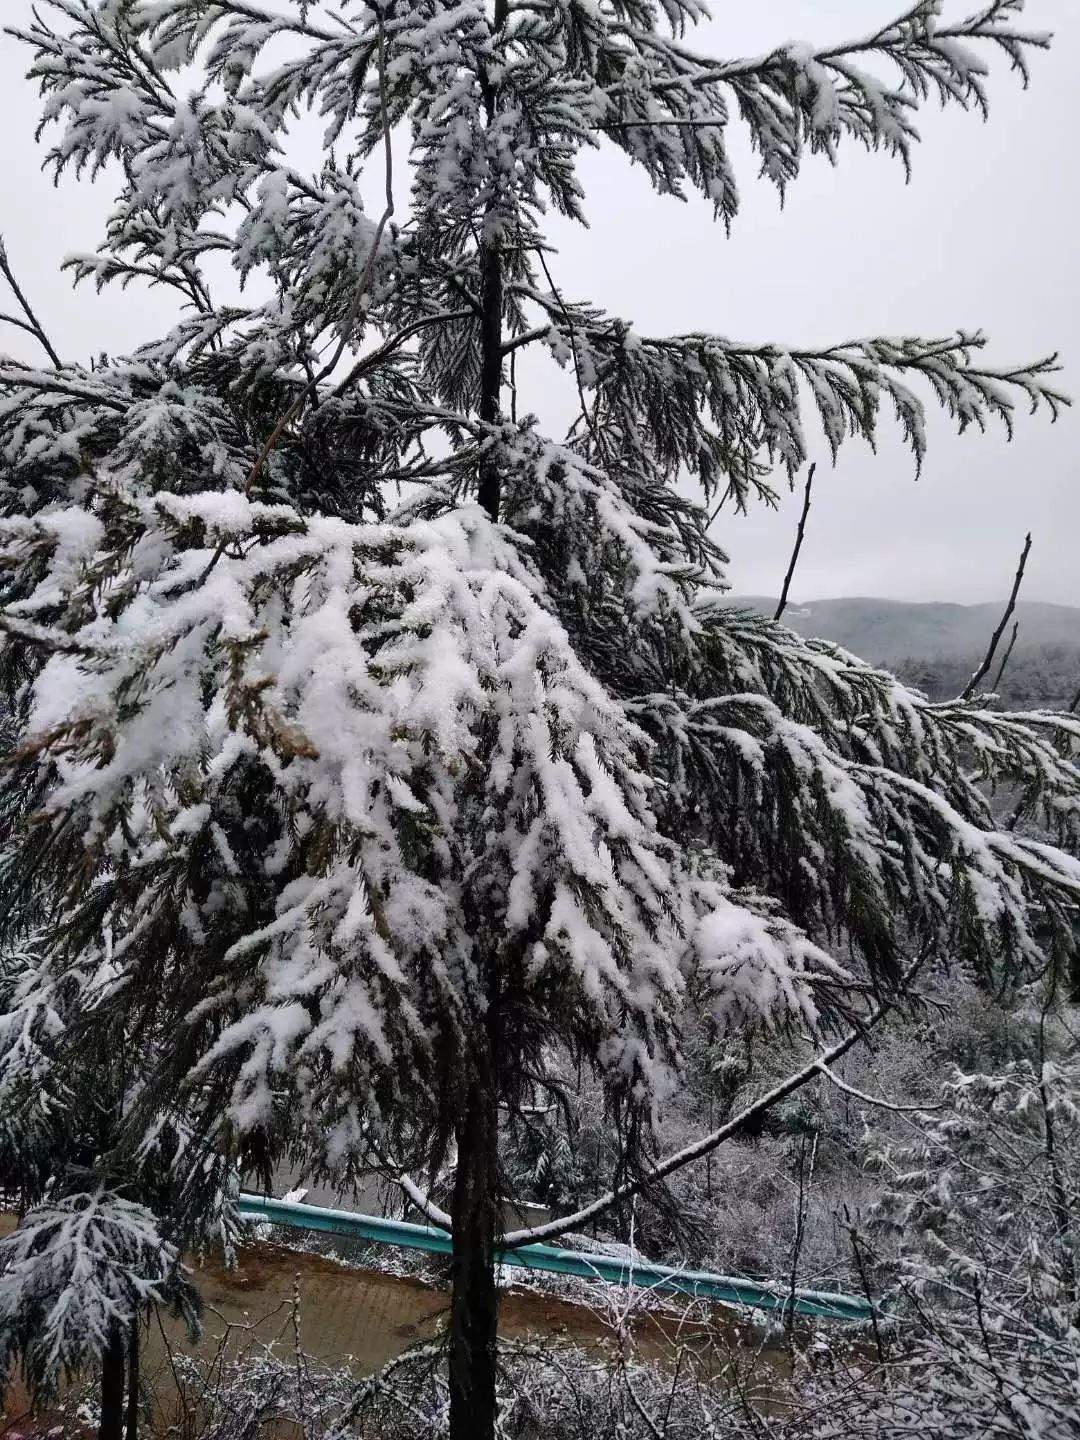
[0,2,1077,1435]
[0,1190,197,1404]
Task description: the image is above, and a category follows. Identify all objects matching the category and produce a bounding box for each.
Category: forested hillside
[729,596,1080,708]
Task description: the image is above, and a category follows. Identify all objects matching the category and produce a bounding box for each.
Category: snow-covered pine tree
[0,924,226,1436]
[1,2,1079,1436]
[0,1191,199,1440]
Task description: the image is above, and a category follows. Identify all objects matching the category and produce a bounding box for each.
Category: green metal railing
[237,1193,872,1322]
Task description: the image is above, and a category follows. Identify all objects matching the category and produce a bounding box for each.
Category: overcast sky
[1,1,1077,606]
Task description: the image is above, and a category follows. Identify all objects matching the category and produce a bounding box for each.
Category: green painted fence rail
[237,1193,872,1323]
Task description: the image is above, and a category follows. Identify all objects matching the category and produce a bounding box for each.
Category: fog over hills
[729,597,1080,665]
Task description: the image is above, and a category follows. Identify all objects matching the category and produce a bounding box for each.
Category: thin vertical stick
[847,1220,886,1368]
[960,533,1032,701]
[774,464,816,622]
[990,620,1020,694]
[786,1127,818,1336]
[124,1317,140,1440]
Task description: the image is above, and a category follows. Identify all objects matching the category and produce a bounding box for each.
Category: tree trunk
[124,1317,140,1440]
[448,1081,500,1440]
[98,1322,125,1440]
[476,235,504,523]
[475,0,508,525]
[452,6,507,1431]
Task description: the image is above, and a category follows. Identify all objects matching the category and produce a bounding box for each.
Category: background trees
[0,3,1078,1438]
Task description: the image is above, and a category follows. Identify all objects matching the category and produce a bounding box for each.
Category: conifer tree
[0,927,220,1437]
[1,3,1079,1437]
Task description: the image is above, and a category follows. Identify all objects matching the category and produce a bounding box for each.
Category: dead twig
[991,619,1020,694]
[775,463,816,622]
[534,246,604,462]
[960,532,1032,701]
[845,1216,887,1369]
[786,1126,818,1337]
[0,235,62,368]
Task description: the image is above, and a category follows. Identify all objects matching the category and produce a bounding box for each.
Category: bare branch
[991,620,1021,694]
[497,956,926,1250]
[815,1061,940,1113]
[0,236,63,368]
[960,532,1032,701]
[774,462,815,622]
[534,248,603,460]
[786,1126,818,1334]
[396,1171,452,1233]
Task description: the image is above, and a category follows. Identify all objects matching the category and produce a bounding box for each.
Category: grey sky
[1,0,1076,606]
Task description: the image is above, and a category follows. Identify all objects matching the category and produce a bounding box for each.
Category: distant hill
[726,596,1080,665]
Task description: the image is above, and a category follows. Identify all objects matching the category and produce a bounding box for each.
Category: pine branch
[242,18,395,496]
[0,613,108,658]
[774,463,815,622]
[592,0,1052,218]
[960,532,1032,700]
[508,299,1069,494]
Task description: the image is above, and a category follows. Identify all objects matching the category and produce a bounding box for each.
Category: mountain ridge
[726,596,1080,664]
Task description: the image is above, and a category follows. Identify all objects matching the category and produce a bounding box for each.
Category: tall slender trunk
[450,6,509,1433]
[476,0,508,524]
[98,1322,125,1440]
[476,237,504,522]
[448,1079,501,1440]
[124,1318,140,1440]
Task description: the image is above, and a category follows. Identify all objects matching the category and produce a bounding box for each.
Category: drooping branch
[815,1061,939,1114]
[774,463,815,622]
[496,957,926,1250]
[506,295,1068,496]
[960,532,1032,701]
[590,0,1052,224]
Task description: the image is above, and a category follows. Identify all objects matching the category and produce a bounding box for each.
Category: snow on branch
[0,1191,196,1400]
[515,295,1068,500]
[628,605,1080,982]
[0,484,700,1151]
[497,956,927,1249]
[593,0,1052,220]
